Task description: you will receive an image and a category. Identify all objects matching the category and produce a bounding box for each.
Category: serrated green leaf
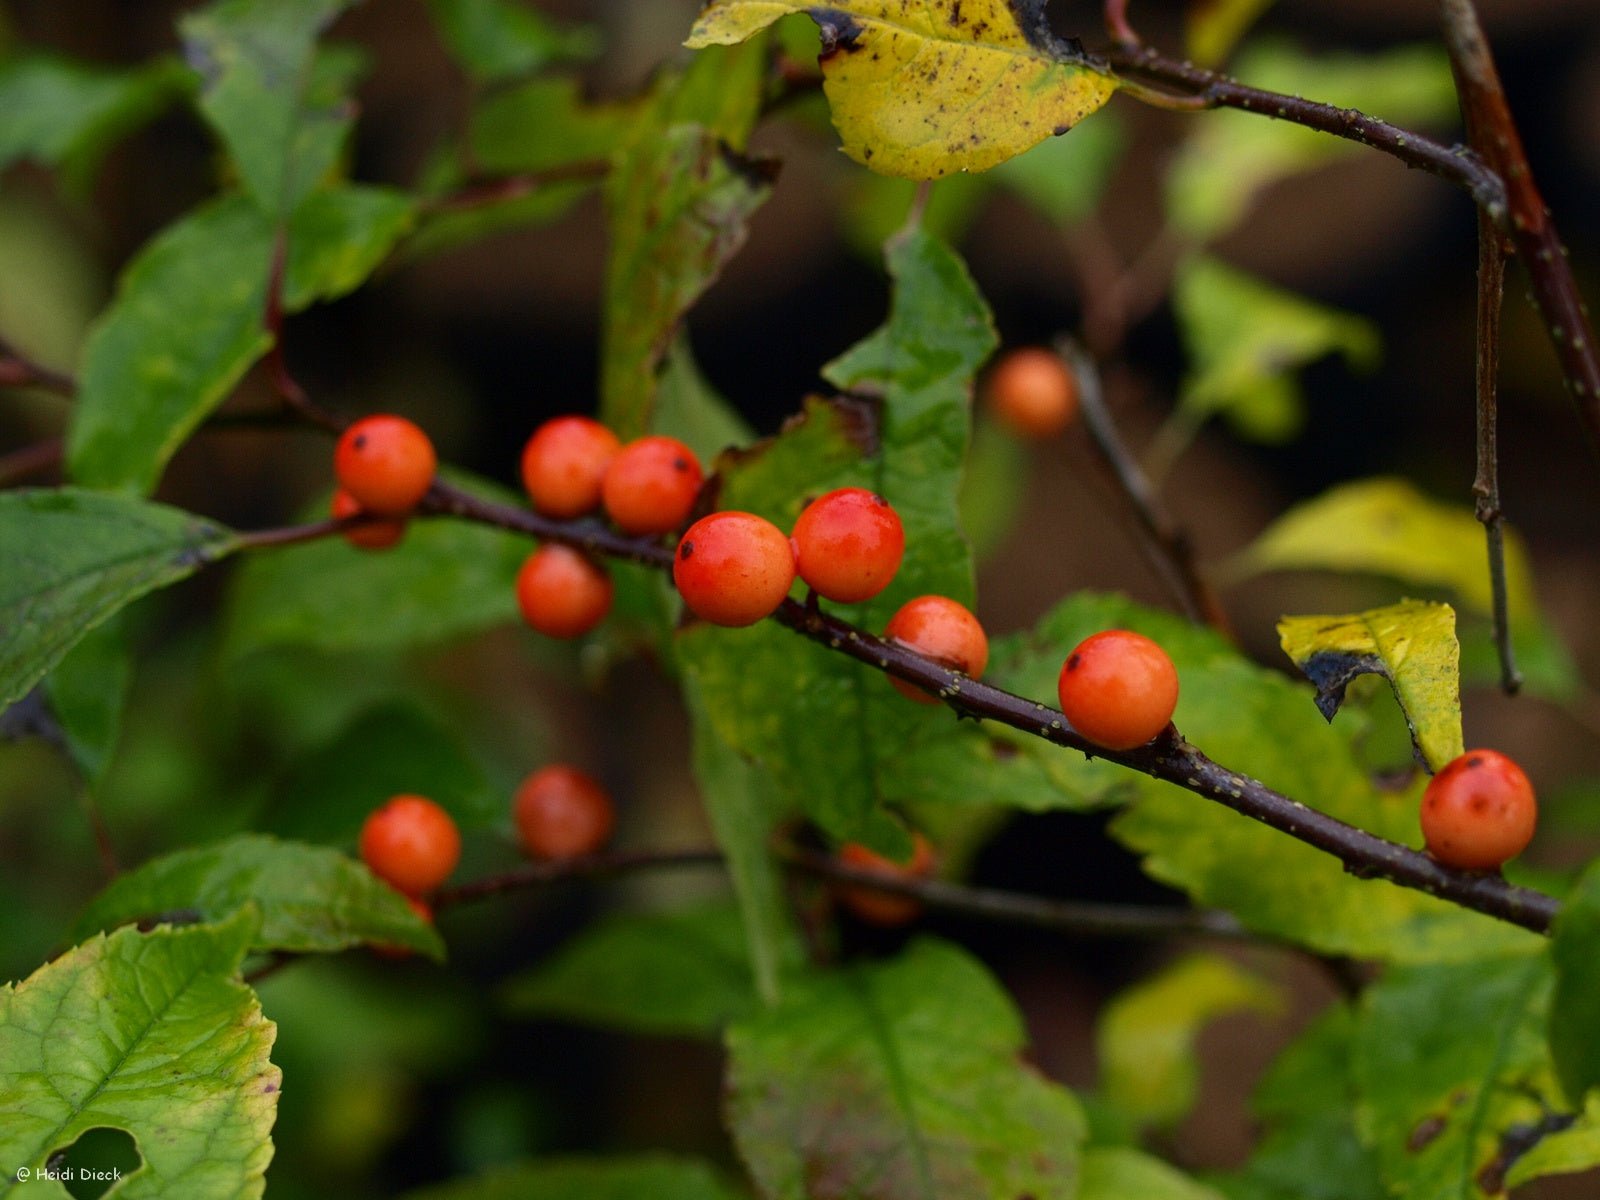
[0,910,278,1200]
[402,1155,747,1200]
[1097,954,1283,1129]
[1165,41,1458,240]
[261,700,498,844]
[1082,1148,1227,1200]
[1353,952,1596,1200]
[42,611,131,787]
[0,54,190,192]
[282,184,416,308]
[224,476,530,659]
[180,0,359,217]
[686,1,1118,180]
[1174,255,1379,443]
[1278,600,1463,772]
[1550,860,1600,1105]
[423,0,601,84]
[726,938,1086,1199]
[502,901,788,1037]
[0,489,237,708]
[69,833,445,959]
[1186,0,1276,67]
[601,41,772,438]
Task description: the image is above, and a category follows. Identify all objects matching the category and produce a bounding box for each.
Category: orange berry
[835,833,937,926]
[791,487,905,604]
[882,595,989,704]
[515,544,613,638]
[520,415,621,519]
[601,436,704,536]
[359,795,461,895]
[513,765,615,860]
[1420,749,1537,871]
[331,488,406,550]
[1056,629,1179,751]
[984,347,1079,438]
[334,414,437,516]
[674,511,796,627]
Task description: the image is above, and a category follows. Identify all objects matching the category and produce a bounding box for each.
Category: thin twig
[0,338,77,398]
[419,160,611,217]
[1059,339,1234,637]
[1104,0,1141,47]
[434,848,725,907]
[0,438,64,487]
[233,516,353,551]
[82,789,119,880]
[263,231,346,434]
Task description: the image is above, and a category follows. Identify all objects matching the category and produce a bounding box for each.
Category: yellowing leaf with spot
[686,1,1118,179]
[1278,599,1464,772]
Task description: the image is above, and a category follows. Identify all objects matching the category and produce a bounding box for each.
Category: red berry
[515,544,613,639]
[882,595,989,704]
[835,833,937,926]
[514,765,615,860]
[1056,630,1179,751]
[359,795,461,895]
[1420,749,1537,871]
[373,893,434,960]
[334,415,437,517]
[331,488,406,550]
[984,347,1079,438]
[520,415,621,519]
[601,436,704,536]
[674,511,796,627]
[790,487,905,604]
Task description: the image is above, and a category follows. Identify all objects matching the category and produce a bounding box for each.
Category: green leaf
[402,1156,746,1200]
[282,184,417,308]
[0,910,278,1200]
[1186,0,1277,67]
[261,700,498,844]
[1173,254,1380,443]
[686,1,1118,180]
[1504,1095,1600,1190]
[601,42,773,438]
[180,0,359,217]
[1165,41,1458,240]
[1082,1148,1227,1200]
[69,833,445,959]
[1277,600,1464,772]
[224,476,530,659]
[1550,860,1600,1105]
[502,901,784,1037]
[0,488,237,708]
[467,76,639,177]
[652,334,756,463]
[990,107,1126,225]
[42,612,131,787]
[1097,954,1283,1128]
[68,197,275,494]
[1352,952,1596,1199]
[0,54,190,191]
[726,939,1086,1199]
[423,0,601,84]
[841,172,992,261]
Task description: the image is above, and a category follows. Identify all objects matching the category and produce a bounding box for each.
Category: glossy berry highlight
[331,488,406,550]
[520,415,620,519]
[674,511,796,627]
[835,832,937,926]
[791,487,905,604]
[359,794,461,896]
[601,435,704,535]
[1420,749,1537,871]
[334,414,437,516]
[1056,629,1179,751]
[882,595,989,704]
[984,346,1079,438]
[515,544,613,639]
[514,765,615,861]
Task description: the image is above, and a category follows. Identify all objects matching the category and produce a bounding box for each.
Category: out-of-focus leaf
[1277,600,1463,771]
[841,172,992,260]
[42,611,130,787]
[1083,1148,1228,1200]
[70,833,444,959]
[1550,860,1600,1106]
[652,333,755,463]
[0,55,190,191]
[1165,41,1458,240]
[958,417,1028,562]
[502,901,789,1037]
[423,0,600,83]
[1187,0,1277,67]
[180,0,359,217]
[1505,1095,1600,1190]
[467,76,638,177]
[282,185,416,308]
[726,939,1086,1198]
[990,107,1125,225]
[0,489,237,707]
[1173,255,1379,443]
[403,1156,746,1200]
[1097,954,1283,1128]
[0,910,278,1199]
[687,1,1118,179]
[262,700,498,844]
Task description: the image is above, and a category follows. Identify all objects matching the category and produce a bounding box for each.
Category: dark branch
[0,338,77,398]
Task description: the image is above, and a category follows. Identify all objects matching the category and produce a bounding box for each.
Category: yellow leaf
[686,1,1118,180]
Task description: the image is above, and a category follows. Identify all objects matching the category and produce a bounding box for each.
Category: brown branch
[434,848,726,907]
[263,231,347,434]
[0,438,65,487]
[420,160,611,218]
[233,515,354,551]
[0,338,77,398]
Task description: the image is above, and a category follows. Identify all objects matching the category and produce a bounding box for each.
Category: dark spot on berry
[870,493,887,505]
[1066,653,1082,671]
[352,434,367,449]
[679,540,694,559]
[1467,755,1484,768]
[674,457,689,471]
